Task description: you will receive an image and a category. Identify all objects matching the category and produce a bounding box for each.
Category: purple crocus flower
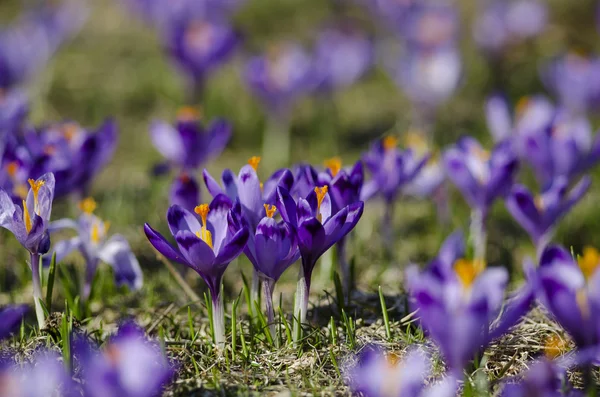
[165,16,238,98]
[473,0,547,54]
[0,88,27,136]
[78,322,174,397]
[0,305,27,340]
[144,194,248,345]
[234,203,299,340]
[343,345,458,397]
[277,186,363,333]
[500,358,581,397]
[313,25,373,92]
[542,52,600,114]
[529,245,600,349]
[0,172,54,328]
[47,197,143,302]
[244,43,314,117]
[406,232,533,375]
[403,2,459,50]
[169,172,200,212]
[0,351,77,397]
[505,176,591,256]
[26,119,117,199]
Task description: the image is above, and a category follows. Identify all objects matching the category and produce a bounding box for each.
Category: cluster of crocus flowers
[149,107,231,211]
[0,173,55,327]
[46,197,143,302]
[144,195,249,345]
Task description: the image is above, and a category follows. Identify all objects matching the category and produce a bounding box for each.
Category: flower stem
[535,231,553,262]
[470,209,487,262]
[262,277,277,347]
[212,292,225,347]
[293,268,309,342]
[30,253,45,329]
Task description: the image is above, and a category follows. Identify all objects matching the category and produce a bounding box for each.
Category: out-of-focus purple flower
[47,197,143,302]
[443,137,518,215]
[78,322,174,397]
[26,119,117,198]
[505,176,590,251]
[389,46,461,111]
[474,0,547,54]
[0,351,77,397]
[0,173,54,255]
[169,172,200,212]
[144,195,248,344]
[313,26,373,92]
[529,245,600,349]
[0,89,28,136]
[165,16,238,92]
[406,232,533,374]
[320,158,364,213]
[360,0,413,31]
[277,186,363,327]
[361,136,430,204]
[403,2,459,50]
[485,94,555,143]
[203,157,294,229]
[0,305,27,340]
[499,358,581,397]
[150,108,231,172]
[343,345,458,397]
[400,132,445,198]
[542,53,600,114]
[244,43,315,117]
[123,0,244,27]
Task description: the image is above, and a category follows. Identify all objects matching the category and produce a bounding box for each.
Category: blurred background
[1,0,600,300]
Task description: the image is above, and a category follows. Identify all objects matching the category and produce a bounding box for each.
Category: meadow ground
[2,0,600,395]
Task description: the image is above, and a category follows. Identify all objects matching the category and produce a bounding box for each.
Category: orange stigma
[454,258,485,288]
[248,156,261,171]
[79,197,97,214]
[23,200,32,233]
[324,157,342,177]
[578,246,600,280]
[382,136,398,151]
[28,178,45,211]
[194,204,213,248]
[177,106,201,122]
[314,186,328,214]
[264,204,277,218]
[545,334,567,359]
[6,162,18,178]
[179,172,191,183]
[404,131,428,154]
[62,122,79,142]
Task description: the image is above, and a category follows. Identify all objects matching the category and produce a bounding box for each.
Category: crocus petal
[0,304,28,340]
[169,174,200,212]
[485,95,512,142]
[276,187,297,228]
[443,148,480,208]
[46,236,81,266]
[237,164,262,227]
[48,218,79,232]
[167,205,201,236]
[505,185,542,241]
[149,120,185,164]
[175,230,216,274]
[205,119,231,159]
[221,169,239,201]
[203,168,225,198]
[488,286,534,342]
[359,180,379,201]
[0,189,17,233]
[539,245,573,268]
[214,227,249,265]
[143,223,190,265]
[98,234,143,290]
[207,194,233,253]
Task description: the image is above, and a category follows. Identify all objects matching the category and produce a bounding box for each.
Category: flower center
[91,220,110,245]
[314,186,328,222]
[382,136,398,152]
[79,197,97,214]
[324,157,342,177]
[28,178,45,214]
[248,156,261,172]
[578,246,600,280]
[453,258,485,288]
[194,204,213,249]
[264,204,277,218]
[177,106,201,122]
[544,334,567,359]
[404,131,429,156]
[61,122,79,142]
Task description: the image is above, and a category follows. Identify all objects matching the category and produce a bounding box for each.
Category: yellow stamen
[382,136,398,151]
[534,195,544,211]
[315,186,328,222]
[176,106,201,122]
[545,334,567,359]
[91,223,100,244]
[324,157,342,177]
[404,130,428,154]
[22,200,32,233]
[28,178,45,212]
[515,96,531,119]
[264,204,277,218]
[454,258,486,288]
[6,162,18,178]
[62,122,79,142]
[260,182,264,192]
[194,204,213,249]
[13,185,27,200]
[79,197,97,214]
[248,156,261,171]
[577,289,590,319]
[578,247,600,280]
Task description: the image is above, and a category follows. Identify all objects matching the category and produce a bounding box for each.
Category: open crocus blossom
[406,232,533,375]
[47,197,143,302]
[528,245,600,350]
[277,185,363,332]
[505,176,591,256]
[144,195,249,345]
[0,173,54,328]
[78,322,174,397]
[165,16,238,99]
[343,345,458,397]
[24,119,117,199]
[542,52,600,114]
[234,203,299,340]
